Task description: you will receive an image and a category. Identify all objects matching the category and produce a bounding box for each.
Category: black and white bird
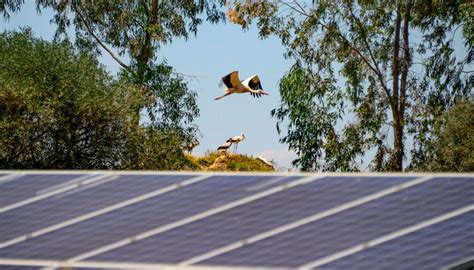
[215,71,269,100]
[183,139,199,153]
[229,133,245,152]
[257,156,274,168]
[217,139,233,153]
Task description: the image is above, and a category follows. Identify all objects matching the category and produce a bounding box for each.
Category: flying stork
[229,133,245,153]
[217,139,233,154]
[215,71,269,100]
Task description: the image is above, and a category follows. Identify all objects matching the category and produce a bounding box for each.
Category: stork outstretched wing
[246,75,263,90]
[219,71,241,89]
[242,75,265,98]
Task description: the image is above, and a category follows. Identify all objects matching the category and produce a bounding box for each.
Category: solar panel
[0,266,40,270]
[201,177,474,268]
[92,176,415,264]
[0,174,195,243]
[0,172,472,270]
[0,174,302,260]
[0,174,86,208]
[322,211,474,270]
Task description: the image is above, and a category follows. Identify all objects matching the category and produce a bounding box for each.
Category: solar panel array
[0,172,472,270]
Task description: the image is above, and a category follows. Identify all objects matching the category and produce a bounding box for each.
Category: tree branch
[279,1,310,17]
[392,1,401,112]
[346,3,392,103]
[400,0,413,122]
[72,1,132,73]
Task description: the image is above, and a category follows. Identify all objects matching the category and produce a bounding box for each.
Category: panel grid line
[179,176,435,266]
[67,176,322,262]
[0,259,290,270]
[0,175,211,249]
[0,173,24,184]
[35,174,101,195]
[0,174,117,214]
[299,204,474,269]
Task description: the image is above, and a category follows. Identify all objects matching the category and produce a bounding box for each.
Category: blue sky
[0,2,298,169]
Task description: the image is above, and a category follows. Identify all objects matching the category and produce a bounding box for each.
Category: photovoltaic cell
[0,266,101,270]
[0,174,193,243]
[0,174,85,208]
[92,176,414,263]
[0,175,301,260]
[323,211,474,270]
[201,177,474,268]
[0,266,41,270]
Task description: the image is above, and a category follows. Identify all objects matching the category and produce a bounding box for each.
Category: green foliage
[0,30,195,170]
[0,30,136,168]
[124,127,199,170]
[229,1,472,171]
[48,0,226,61]
[411,101,474,172]
[140,61,200,138]
[1,0,226,146]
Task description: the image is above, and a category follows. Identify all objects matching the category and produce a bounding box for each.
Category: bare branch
[400,0,413,120]
[346,4,391,99]
[279,1,310,17]
[72,1,132,73]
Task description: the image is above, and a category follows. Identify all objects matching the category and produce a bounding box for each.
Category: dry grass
[185,152,274,172]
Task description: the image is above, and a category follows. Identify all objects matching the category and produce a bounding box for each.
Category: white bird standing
[217,139,233,153]
[183,139,199,153]
[215,71,269,100]
[229,133,245,153]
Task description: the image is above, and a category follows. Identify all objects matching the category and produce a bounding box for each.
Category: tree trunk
[392,116,404,171]
[390,0,412,171]
[389,1,403,171]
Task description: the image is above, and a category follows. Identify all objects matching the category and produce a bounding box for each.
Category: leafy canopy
[0,29,138,168]
[1,0,228,146]
[227,0,473,171]
[412,100,474,172]
[0,29,195,170]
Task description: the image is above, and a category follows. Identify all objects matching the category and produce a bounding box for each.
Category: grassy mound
[185,152,274,172]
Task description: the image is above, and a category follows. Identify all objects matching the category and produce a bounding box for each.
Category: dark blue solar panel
[0,266,41,270]
[0,174,85,208]
[0,174,194,243]
[323,211,474,270]
[0,175,301,260]
[93,176,414,263]
[202,177,474,267]
[0,266,103,270]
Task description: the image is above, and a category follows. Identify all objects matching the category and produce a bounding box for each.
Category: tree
[1,0,227,144]
[411,100,473,172]
[0,29,196,170]
[0,29,140,168]
[226,0,473,171]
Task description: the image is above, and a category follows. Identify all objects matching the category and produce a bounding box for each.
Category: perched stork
[229,133,245,152]
[217,139,233,153]
[183,139,199,153]
[215,71,269,100]
[257,156,274,168]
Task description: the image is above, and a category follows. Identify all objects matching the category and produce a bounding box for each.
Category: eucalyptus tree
[1,0,227,141]
[226,0,473,171]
